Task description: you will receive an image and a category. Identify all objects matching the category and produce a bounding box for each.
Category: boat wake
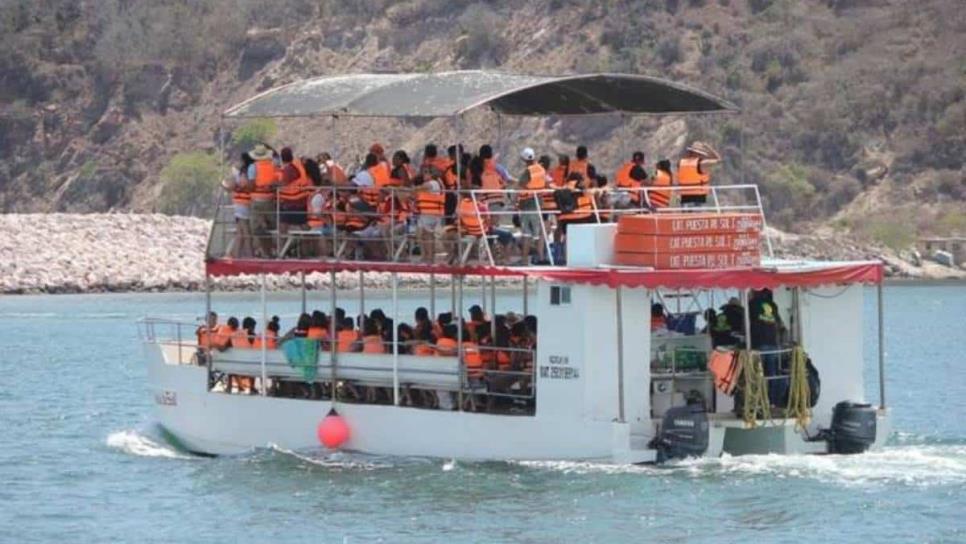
[265,444,417,471]
[105,429,193,459]
[518,442,966,487]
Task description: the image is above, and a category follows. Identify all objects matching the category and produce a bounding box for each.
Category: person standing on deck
[749,289,787,406]
[515,147,548,265]
[614,151,648,209]
[677,142,720,208]
[248,144,281,257]
[568,145,597,189]
[276,147,310,237]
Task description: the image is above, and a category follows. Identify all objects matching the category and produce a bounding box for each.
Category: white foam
[106,430,190,459]
[517,445,966,487]
[267,444,395,470]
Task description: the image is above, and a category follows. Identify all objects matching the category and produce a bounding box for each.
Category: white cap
[520,147,535,161]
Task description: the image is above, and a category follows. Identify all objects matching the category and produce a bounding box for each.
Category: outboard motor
[825,401,877,454]
[653,405,709,463]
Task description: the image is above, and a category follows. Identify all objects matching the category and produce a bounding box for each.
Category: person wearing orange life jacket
[369,142,391,176]
[196,311,230,354]
[276,147,311,233]
[252,316,280,350]
[359,319,385,354]
[388,150,415,187]
[677,144,720,206]
[357,152,388,208]
[615,151,648,208]
[411,326,437,356]
[222,152,254,258]
[648,159,673,210]
[414,165,446,264]
[377,150,414,250]
[247,144,281,257]
[420,144,452,188]
[307,311,329,342]
[462,326,484,381]
[516,147,549,265]
[335,318,358,352]
[568,145,597,189]
[555,175,596,262]
[317,152,348,185]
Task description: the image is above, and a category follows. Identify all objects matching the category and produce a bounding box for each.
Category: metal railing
[209,183,772,267]
[138,317,536,412]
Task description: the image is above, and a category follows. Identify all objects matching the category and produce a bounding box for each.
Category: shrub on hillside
[159,151,221,216]
[231,118,278,152]
[455,3,506,67]
[854,214,917,251]
[656,37,682,67]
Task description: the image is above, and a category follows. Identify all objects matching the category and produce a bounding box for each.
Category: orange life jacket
[458,198,486,237]
[412,343,436,356]
[480,159,504,203]
[677,157,710,196]
[326,162,348,185]
[252,330,277,350]
[496,350,512,370]
[559,193,594,221]
[708,349,740,395]
[229,328,253,349]
[362,334,384,354]
[232,175,251,206]
[307,326,328,340]
[416,186,445,216]
[389,163,415,187]
[519,163,547,204]
[278,160,310,202]
[251,159,279,201]
[435,337,458,356]
[649,169,672,208]
[569,159,590,185]
[550,165,567,188]
[337,329,357,352]
[378,194,410,225]
[616,161,642,204]
[306,192,326,228]
[197,324,230,350]
[463,341,484,378]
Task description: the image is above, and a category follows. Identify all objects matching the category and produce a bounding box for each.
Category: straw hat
[250,143,272,160]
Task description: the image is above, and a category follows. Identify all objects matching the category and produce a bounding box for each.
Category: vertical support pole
[481,273,487,315]
[204,276,212,386]
[359,269,365,330]
[430,272,436,319]
[615,286,626,423]
[523,276,529,316]
[392,272,400,406]
[260,274,268,397]
[329,269,337,402]
[457,274,464,411]
[741,289,752,352]
[300,271,307,315]
[450,276,456,316]
[490,273,497,342]
[877,282,886,409]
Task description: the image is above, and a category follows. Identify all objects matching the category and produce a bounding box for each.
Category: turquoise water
[1,285,964,543]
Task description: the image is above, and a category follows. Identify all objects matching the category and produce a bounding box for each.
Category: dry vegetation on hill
[1,0,963,249]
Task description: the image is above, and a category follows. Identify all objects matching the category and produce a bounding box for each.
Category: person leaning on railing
[222,152,254,258]
[414,165,446,264]
[677,142,720,208]
[515,147,549,265]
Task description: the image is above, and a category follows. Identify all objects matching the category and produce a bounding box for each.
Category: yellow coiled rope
[738,350,771,428]
[785,346,812,431]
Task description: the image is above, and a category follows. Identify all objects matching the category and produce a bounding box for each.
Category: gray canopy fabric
[223,71,737,119]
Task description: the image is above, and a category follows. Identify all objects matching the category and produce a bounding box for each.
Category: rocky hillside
[1,0,963,246]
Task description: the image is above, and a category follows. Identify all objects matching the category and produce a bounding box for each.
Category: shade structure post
[392,272,400,406]
[204,275,212,387]
[490,274,497,343]
[457,274,464,411]
[260,274,268,397]
[430,272,436,318]
[300,271,307,314]
[615,285,625,423]
[877,283,886,409]
[329,269,337,402]
[523,276,529,317]
[359,269,365,331]
[741,289,752,352]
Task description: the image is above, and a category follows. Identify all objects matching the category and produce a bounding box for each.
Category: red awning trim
[529,262,884,289]
[206,259,883,289]
[205,258,529,278]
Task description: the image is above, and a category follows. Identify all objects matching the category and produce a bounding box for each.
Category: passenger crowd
[223,140,720,264]
[197,305,537,410]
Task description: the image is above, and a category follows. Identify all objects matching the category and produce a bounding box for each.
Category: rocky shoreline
[1,214,962,295]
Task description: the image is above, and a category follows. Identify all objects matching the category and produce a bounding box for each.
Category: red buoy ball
[317,413,350,449]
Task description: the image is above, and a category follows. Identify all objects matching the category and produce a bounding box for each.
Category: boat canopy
[205,259,883,289]
[222,71,738,119]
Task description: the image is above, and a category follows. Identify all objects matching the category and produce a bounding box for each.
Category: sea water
[0,285,964,543]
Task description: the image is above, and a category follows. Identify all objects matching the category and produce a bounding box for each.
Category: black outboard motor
[826,401,877,454]
[653,405,709,463]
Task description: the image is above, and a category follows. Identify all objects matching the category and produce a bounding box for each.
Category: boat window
[550,285,571,305]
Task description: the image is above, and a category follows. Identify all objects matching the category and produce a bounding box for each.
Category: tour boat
[139,72,890,463]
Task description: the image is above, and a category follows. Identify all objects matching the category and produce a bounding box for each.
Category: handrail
[208,183,771,265]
